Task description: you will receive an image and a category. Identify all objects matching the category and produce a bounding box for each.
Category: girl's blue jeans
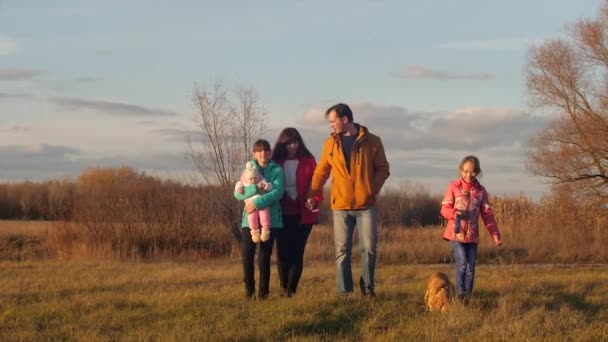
[450,240,478,298]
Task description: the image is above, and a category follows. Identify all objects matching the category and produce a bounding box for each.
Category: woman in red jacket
[272,127,322,298]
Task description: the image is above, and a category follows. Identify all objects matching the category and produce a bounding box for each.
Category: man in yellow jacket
[306,103,390,296]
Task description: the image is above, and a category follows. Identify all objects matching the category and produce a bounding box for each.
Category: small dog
[424,272,455,313]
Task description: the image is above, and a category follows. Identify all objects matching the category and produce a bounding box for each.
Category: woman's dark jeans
[242,227,277,299]
[276,215,312,296]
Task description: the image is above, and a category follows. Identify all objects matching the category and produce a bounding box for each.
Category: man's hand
[305,198,317,211]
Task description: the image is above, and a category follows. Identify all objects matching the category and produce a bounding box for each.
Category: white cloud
[0,92,31,99]
[0,101,550,198]
[49,96,178,117]
[0,34,18,55]
[0,67,39,81]
[297,106,326,126]
[434,37,537,51]
[290,102,549,198]
[151,128,203,143]
[0,143,193,181]
[0,125,34,134]
[391,65,494,81]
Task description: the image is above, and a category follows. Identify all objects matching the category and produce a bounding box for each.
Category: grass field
[1,260,607,341]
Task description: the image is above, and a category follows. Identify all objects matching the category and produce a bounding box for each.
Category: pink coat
[440,178,501,244]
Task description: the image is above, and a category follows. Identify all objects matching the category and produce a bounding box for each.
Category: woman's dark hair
[252,139,271,152]
[325,103,353,123]
[272,127,313,161]
[459,155,483,176]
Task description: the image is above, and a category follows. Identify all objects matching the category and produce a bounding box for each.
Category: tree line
[0,166,442,226]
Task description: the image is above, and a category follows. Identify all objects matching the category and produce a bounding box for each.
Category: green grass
[1,260,607,341]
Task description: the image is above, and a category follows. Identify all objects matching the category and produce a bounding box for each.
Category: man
[306,103,390,296]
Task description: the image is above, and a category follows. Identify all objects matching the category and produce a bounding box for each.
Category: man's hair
[325,103,353,123]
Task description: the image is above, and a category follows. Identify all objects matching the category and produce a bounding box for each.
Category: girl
[440,155,502,302]
[234,139,284,300]
[272,128,322,298]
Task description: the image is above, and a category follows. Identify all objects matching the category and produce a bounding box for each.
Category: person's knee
[360,246,376,257]
[335,247,349,258]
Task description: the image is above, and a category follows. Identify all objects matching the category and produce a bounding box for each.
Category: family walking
[234,103,502,301]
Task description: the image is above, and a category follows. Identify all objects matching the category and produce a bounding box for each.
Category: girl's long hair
[272,127,313,161]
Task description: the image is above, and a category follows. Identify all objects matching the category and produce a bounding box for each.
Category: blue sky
[0,0,602,198]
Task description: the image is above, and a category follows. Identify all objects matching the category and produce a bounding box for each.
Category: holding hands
[305,198,318,212]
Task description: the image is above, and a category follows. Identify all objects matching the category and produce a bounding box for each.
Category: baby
[235,161,272,243]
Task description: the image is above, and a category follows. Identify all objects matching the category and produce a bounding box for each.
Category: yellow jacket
[309,124,390,210]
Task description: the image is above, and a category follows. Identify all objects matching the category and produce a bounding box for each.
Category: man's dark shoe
[359,276,376,297]
[363,287,376,297]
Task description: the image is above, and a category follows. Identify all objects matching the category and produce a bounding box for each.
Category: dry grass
[0,221,52,261]
[0,220,53,237]
[2,173,606,263]
[0,260,606,341]
[2,219,607,265]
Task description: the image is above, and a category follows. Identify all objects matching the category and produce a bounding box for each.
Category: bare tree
[526,0,608,208]
[189,80,267,242]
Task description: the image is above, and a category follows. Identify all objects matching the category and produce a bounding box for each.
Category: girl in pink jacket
[440,155,502,302]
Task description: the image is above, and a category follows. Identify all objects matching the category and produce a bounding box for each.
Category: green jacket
[234,159,284,229]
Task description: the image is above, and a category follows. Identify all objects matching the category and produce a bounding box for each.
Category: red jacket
[440,178,501,244]
[276,155,322,225]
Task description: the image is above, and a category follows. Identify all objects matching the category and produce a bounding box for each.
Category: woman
[272,128,322,297]
[234,139,284,300]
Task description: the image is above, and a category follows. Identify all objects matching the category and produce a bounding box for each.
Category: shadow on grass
[472,289,501,311]
[277,291,419,340]
[0,278,209,305]
[279,299,369,340]
[538,282,608,320]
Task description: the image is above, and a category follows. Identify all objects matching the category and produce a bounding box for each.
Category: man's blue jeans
[450,240,478,298]
[332,207,378,293]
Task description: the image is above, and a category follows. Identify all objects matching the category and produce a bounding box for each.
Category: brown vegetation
[526,0,608,207]
[1,165,606,263]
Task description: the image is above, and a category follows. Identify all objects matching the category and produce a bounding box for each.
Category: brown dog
[424,272,455,313]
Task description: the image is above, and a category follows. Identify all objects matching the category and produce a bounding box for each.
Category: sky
[0,0,603,199]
